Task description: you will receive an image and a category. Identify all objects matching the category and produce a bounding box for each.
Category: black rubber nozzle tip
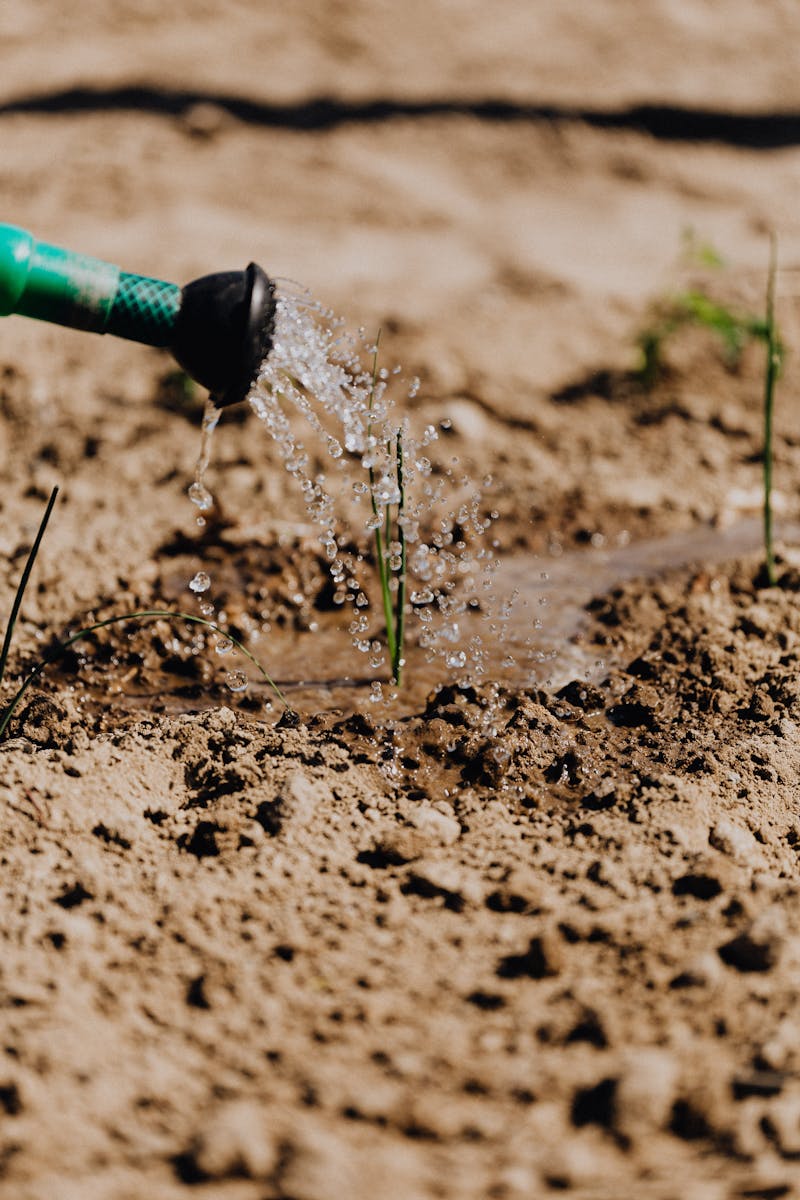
[169,262,275,407]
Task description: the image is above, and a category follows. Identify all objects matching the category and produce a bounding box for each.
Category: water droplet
[189,571,211,593]
[225,670,248,693]
[215,637,233,656]
[188,481,213,512]
[376,476,401,505]
[446,651,467,669]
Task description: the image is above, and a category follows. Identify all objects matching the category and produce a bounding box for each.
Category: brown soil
[4,5,800,1198]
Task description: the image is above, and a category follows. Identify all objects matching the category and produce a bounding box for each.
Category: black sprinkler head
[170,262,276,408]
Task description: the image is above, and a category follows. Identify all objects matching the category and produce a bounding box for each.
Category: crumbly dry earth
[5,4,800,1199]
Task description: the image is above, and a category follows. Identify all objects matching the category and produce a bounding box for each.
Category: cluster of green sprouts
[0,487,289,741]
[638,235,783,585]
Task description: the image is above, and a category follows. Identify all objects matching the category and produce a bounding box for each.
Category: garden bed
[4,5,800,1196]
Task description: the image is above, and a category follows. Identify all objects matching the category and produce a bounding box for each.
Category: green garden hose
[0,223,275,406]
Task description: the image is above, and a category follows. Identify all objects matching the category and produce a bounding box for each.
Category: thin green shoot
[637,237,784,586]
[367,332,396,667]
[763,234,782,586]
[393,429,407,686]
[0,485,59,691]
[366,332,407,686]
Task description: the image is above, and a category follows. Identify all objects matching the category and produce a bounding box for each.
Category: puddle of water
[133,516,796,720]
[74,517,799,723]
[196,517,800,719]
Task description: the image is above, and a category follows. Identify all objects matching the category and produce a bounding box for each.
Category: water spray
[0,223,275,407]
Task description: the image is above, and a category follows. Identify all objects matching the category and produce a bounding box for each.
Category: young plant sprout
[637,290,770,388]
[0,488,289,740]
[367,334,407,686]
[762,234,782,587]
[637,237,783,585]
[0,485,58,693]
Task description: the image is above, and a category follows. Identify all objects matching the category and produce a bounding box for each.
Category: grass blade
[763,234,781,586]
[0,486,58,690]
[393,429,407,686]
[366,331,398,668]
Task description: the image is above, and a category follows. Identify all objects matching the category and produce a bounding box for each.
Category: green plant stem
[763,234,780,587]
[393,430,407,686]
[0,486,58,689]
[366,332,398,669]
[381,484,395,661]
[0,609,289,740]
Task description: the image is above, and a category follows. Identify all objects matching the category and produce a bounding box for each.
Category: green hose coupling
[0,223,181,347]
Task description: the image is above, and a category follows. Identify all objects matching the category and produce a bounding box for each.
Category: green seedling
[637,291,769,389]
[0,486,58,692]
[367,334,407,687]
[637,237,784,586]
[0,488,289,740]
[762,235,782,586]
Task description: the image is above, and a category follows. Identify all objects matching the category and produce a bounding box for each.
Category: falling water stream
[187,285,507,710]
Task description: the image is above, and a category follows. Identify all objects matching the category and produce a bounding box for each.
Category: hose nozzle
[0,223,275,407]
